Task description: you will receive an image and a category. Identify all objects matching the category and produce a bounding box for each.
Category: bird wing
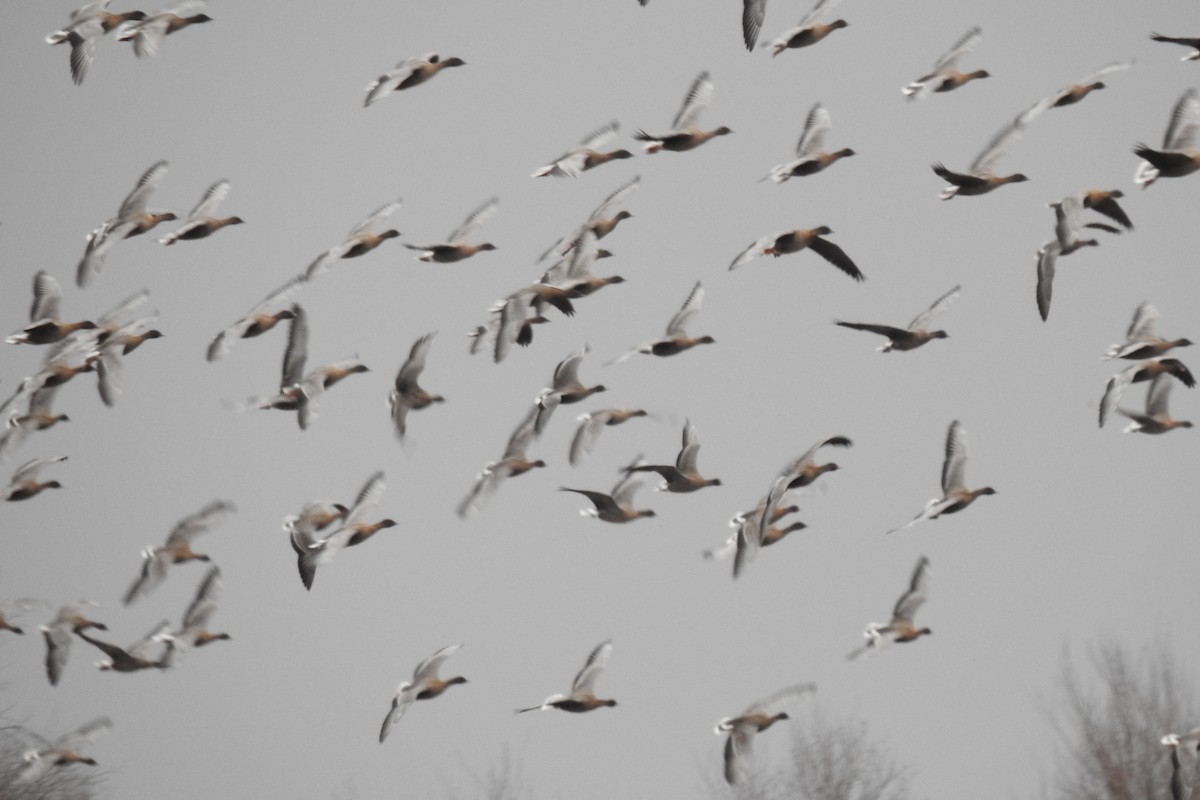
[187,179,230,221]
[892,556,930,624]
[1164,88,1200,150]
[934,26,982,71]
[796,102,831,157]
[672,71,713,131]
[665,281,704,337]
[447,196,498,244]
[349,200,402,236]
[909,285,962,330]
[280,306,309,389]
[571,639,613,693]
[118,160,169,217]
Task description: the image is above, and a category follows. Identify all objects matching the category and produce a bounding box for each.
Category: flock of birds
[3,0,1199,796]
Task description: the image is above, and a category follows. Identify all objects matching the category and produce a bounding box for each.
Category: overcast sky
[1,1,1198,798]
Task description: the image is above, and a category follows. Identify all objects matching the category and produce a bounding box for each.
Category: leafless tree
[1043,640,1200,800]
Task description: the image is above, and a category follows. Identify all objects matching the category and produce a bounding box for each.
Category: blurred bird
[4,456,67,501]
[123,499,235,604]
[76,620,172,672]
[403,197,498,262]
[158,179,244,244]
[389,332,444,440]
[848,556,932,659]
[1042,61,1132,108]
[17,716,112,783]
[206,277,304,362]
[46,2,147,84]
[903,27,989,99]
[836,285,960,351]
[116,1,212,58]
[729,226,863,281]
[560,461,656,523]
[40,603,108,686]
[0,386,68,461]
[765,0,847,57]
[608,281,714,363]
[1036,193,1119,321]
[538,175,639,262]
[1134,88,1200,187]
[717,683,817,784]
[533,121,633,177]
[888,421,995,533]
[304,200,402,279]
[379,644,467,742]
[6,271,97,346]
[932,105,1040,198]
[635,72,732,152]
[568,408,649,466]
[1104,302,1192,360]
[762,102,855,183]
[291,471,393,590]
[157,565,230,660]
[534,346,606,434]
[1099,359,1195,428]
[458,408,545,518]
[0,598,41,636]
[1117,374,1193,434]
[76,160,174,287]
[625,418,721,492]
[364,53,466,107]
[518,639,616,713]
[1150,33,1200,61]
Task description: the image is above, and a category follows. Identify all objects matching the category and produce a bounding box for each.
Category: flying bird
[76,159,175,287]
[123,499,234,604]
[364,53,466,107]
[379,644,467,742]
[158,179,244,244]
[903,27,989,99]
[518,639,617,713]
[116,1,212,58]
[532,121,633,178]
[761,102,855,183]
[888,421,995,533]
[1133,88,1200,187]
[634,72,732,153]
[1116,374,1193,434]
[389,332,444,440]
[729,226,863,281]
[765,0,848,58]
[848,556,933,659]
[624,418,722,493]
[836,285,960,351]
[403,197,498,262]
[717,683,817,784]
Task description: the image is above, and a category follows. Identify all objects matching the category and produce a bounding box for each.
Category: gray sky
[2,1,1198,798]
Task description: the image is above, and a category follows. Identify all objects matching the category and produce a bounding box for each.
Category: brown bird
[766,0,847,57]
[534,346,606,434]
[365,53,466,107]
[932,105,1040,198]
[76,620,172,673]
[379,644,467,742]
[159,180,244,244]
[1104,302,1192,361]
[458,408,546,518]
[304,200,403,279]
[4,456,67,501]
[608,281,714,363]
[1043,61,1132,108]
[46,4,148,84]
[568,408,649,466]
[762,102,855,183]
[76,160,175,288]
[533,121,633,177]
[290,472,393,590]
[560,462,656,523]
[518,639,617,713]
[123,499,235,604]
[1099,359,1195,428]
[158,565,230,659]
[389,332,444,440]
[17,716,112,783]
[634,72,732,152]
[1134,88,1200,187]
[403,197,498,262]
[116,1,213,58]
[717,683,817,784]
[1117,374,1194,434]
[888,420,995,533]
[848,556,932,659]
[730,225,863,281]
[206,276,304,362]
[625,418,721,493]
[40,603,108,686]
[7,272,97,346]
[1150,33,1200,61]
[903,27,989,99]
[837,285,960,352]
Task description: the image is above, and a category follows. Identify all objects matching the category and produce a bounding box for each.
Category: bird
[903,26,989,99]
[717,683,817,784]
[713,502,804,578]
[534,346,606,435]
[6,271,97,346]
[379,644,467,742]
[1150,33,1200,61]
[4,456,67,501]
[76,159,175,287]
[1078,189,1134,231]
[304,200,403,280]
[540,228,625,299]
[608,281,714,363]
[765,0,847,57]
[836,285,960,352]
[0,386,69,461]
[403,197,498,262]
[1042,61,1132,108]
[40,603,108,686]
[761,102,855,183]
[251,306,369,430]
[76,620,173,672]
[1035,193,1119,321]
[1117,374,1193,434]
[458,407,546,519]
[1099,359,1195,428]
[634,71,732,153]
[46,3,148,85]
[0,598,40,635]
[1133,88,1200,188]
[122,499,235,604]
[729,226,863,281]
[1104,302,1192,361]
[17,716,112,783]
[532,121,633,178]
[625,418,721,492]
[116,1,212,58]
[888,421,995,533]
[537,175,639,263]
[742,0,767,50]
[848,556,932,659]
[158,179,244,244]
[291,471,394,590]
[206,276,304,362]
[490,286,574,364]
[389,332,444,440]
[932,104,1041,199]
[156,565,230,660]
[568,408,648,466]
[560,467,656,523]
[364,53,466,107]
[518,639,617,713]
